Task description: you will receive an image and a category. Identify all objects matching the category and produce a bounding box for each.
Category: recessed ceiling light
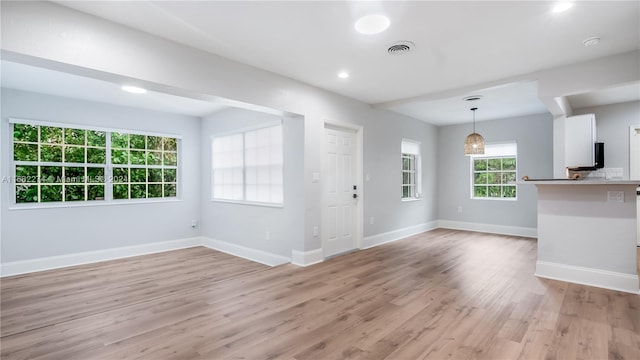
[121,85,147,94]
[583,37,601,47]
[354,14,390,35]
[552,2,573,13]
[337,71,350,79]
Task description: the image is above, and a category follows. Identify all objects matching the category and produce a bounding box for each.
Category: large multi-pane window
[401,139,421,200]
[11,119,179,205]
[471,142,517,200]
[212,122,283,205]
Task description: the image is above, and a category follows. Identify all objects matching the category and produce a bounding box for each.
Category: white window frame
[401,139,422,201]
[470,141,517,201]
[211,121,283,207]
[9,118,182,209]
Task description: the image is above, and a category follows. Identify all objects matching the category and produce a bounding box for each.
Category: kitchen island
[524,180,639,293]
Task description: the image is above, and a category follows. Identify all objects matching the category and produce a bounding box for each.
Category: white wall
[437,113,553,233]
[573,101,640,179]
[200,108,305,258]
[0,1,439,261]
[0,89,201,262]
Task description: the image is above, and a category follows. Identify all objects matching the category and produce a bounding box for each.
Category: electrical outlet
[607,191,624,203]
[191,220,197,228]
[370,216,374,225]
[312,226,319,237]
[457,206,463,213]
[266,230,270,240]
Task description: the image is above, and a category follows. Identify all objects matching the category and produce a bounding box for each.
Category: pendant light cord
[471,107,478,133]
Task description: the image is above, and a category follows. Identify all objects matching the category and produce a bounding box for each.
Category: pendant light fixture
[464,107,485,155]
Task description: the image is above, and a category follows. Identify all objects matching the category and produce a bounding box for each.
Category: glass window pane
[87,168,104,183]
[113,184,129,199]
[474,159,487,171]
[487,172,501,184]
[130,168,146,183]
[64,128,85,145]
[64,167,85,183]
[130,134,146,149]
[474,172,487,185]
[14,143,38,161]
[503,158,516,170]
[163,152,177,166]
[113,168,128,183]
[474,186,487,197]
[163,138,177,151]
[130,150,146,165]
[130,183,146,199]
[87,148,106,164]
[13,124,38,142]
[41,166,62,183]
[41,185,63,202]
[16,185,38,203]
[87,131,106,147]
[148,168,162,183]
[88,185,104,201]
[64,146,85,163]
[502,172,516,184]
[16,165,38,183]
[111,133,128,148]
[146,151,162,165]
[503,186,517,198]
[488,186,501,197]
[111,149,128,164]
[148,136,162,150]
[164,184,177,197]
[40,126,62,144]
[65,185,85,201]
[164,169,176,183]
[148,184,163,198]
[487,158,501,171]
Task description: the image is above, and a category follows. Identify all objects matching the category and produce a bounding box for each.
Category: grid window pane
[12,123,177,204]
[472,154,517,199]
[212,124,283,204]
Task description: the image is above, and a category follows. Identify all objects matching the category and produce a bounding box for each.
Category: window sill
[401,197,422,202]
[211,198,283,208]
[8,198,182,210]
[471,197,518,201]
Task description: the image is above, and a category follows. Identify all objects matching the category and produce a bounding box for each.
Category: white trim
[363,221,438,249]
[291,248,324,267]
[1,237,203,277]
[210,199,283,208]
[201,238,290,266]
[8,198,182,210]
[437,220,537,238]
[10,117,183,139]
[535,261,640,294]
[630,125,640,180]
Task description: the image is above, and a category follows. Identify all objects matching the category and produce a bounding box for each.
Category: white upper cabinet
[565,114,596,167]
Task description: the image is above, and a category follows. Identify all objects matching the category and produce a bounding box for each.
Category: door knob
[353,194,358,199]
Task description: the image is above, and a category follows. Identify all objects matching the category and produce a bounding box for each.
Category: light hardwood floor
[1,229,638,359]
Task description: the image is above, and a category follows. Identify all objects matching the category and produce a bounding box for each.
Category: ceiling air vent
[387,41,414,55]
[463,95,483,102]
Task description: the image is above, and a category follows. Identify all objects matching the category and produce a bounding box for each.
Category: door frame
[630,125,640,180]
[321,120,364,257]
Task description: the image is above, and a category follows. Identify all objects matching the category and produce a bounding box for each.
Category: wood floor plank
[1,230,638,360]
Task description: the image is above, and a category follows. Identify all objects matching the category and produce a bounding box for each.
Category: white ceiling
[567,83,640,109]
[0,60,227,117]
[5,1,640,124]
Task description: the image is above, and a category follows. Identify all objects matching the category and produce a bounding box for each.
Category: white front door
[322,125,359,258]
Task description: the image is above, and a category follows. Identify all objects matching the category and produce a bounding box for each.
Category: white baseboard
[438,220,537,238]
[1,237,204,277]
[536,261,640,294]
[201,238,290,267]
[291,248,323,267]
[363,221,438,249]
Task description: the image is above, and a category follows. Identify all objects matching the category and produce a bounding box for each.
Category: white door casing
[632,126,640,246]
[322,122,362,258]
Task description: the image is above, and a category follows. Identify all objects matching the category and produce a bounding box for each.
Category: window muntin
[471,142,517,200]
[212,123,283,205]
[401,139,421,200]
[11,120,179,205]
